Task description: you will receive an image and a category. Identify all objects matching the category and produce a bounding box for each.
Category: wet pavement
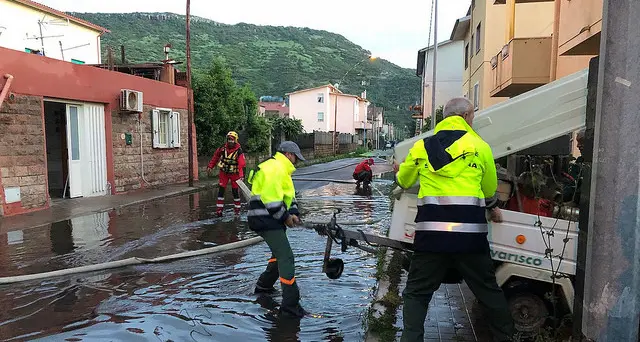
[0,157,498,342]
[394,277,493,342]
[0,158,395,341]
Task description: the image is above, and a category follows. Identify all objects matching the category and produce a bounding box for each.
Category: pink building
[286,84,370,135]
[258,101,289,117]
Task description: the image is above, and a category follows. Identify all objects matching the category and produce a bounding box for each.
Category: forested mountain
[73,12,420,129]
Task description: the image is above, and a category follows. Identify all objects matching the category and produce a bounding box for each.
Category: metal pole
[333,93,338,155]
[550,0,561,81]
[38,20,45,56]
[186,0,194,187]
[363,120,366,150]
[580,0,640,340]
[430,0,438,131]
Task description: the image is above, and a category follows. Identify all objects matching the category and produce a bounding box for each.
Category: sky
[38,0,472,69]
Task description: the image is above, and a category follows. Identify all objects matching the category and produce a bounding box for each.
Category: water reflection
[50,220,75,255]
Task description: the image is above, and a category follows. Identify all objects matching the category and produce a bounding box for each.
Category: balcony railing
[493,0,552,4]
[490,37,552,98]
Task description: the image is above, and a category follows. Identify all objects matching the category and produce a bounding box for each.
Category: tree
[269,116,304,140]
[193,58,270,155]
[422,105,444,133]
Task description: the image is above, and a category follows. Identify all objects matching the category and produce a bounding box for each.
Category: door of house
[65,104,83,198]
[64,103,108,198]
[82,104,108,197]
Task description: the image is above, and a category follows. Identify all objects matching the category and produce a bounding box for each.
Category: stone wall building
[0,46,197,217]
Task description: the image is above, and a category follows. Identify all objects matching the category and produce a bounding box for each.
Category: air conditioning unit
[120,89,143,113]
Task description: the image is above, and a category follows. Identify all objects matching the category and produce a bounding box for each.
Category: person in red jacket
[207,131,246,216]
[353,158,375,190]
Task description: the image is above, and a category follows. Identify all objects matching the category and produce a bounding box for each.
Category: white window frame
[473,83,480,111]
[475,22,481,55]
[317,93,324,103]
[152,108,181,149]
[354,99,359,121]
[317,112,325,122]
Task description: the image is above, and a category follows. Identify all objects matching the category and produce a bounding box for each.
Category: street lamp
[333,55,377,155]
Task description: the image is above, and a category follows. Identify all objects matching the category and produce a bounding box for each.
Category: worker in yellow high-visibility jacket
[395,98,514,342]
[247,141,306,318]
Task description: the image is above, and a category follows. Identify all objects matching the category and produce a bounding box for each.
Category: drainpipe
[506,0,516,42]
[139,114,151,186]
[0,74,14,110]
[550,0,561,81]
[97,32,105,64]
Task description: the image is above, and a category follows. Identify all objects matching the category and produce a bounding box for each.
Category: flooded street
[0,158,394,341]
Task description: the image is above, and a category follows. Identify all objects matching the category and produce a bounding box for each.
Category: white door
[82,104,108,197]
[66,104,83,198]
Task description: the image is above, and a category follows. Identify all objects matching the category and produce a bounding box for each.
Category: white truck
[388,68,587,332]
[313,68,588,333]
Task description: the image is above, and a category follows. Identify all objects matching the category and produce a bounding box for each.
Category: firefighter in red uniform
[207,131,246,217]
[353,158,375,190]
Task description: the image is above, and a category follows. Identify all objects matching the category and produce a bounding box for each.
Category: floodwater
[0,162,395,342]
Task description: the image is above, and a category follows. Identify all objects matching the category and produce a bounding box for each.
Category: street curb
[10,182,219,232]
[113,182,218,211]
[365,248,394,342]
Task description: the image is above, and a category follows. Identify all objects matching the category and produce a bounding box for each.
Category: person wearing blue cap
[247,141,307,318]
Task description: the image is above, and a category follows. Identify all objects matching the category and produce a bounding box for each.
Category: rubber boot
[279,279,307,318]
[216,186,225,217]
[232,188,241,215]
[255,257,279,294]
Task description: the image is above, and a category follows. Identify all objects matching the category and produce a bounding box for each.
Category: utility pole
[430,0,438,131]
[578,0,640,340]
[333,92,338,155]
[186,0,195,187]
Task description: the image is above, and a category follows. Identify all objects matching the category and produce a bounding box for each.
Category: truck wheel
[325,258,344,279]
[507,292,549,333]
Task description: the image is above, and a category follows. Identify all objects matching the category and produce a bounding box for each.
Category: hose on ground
[292,177,355,184]
[0,236,264,285]
[293,157,387,177]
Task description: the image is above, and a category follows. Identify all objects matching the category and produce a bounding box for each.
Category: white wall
[0,0,102,64]
[331,95,357,134]
[421,41,464,116]
[288,87,331,133]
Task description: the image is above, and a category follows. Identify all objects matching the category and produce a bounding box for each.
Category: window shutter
[152,109,160,148]
[171,111,181,148]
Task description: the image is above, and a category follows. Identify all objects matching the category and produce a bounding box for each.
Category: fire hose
[0,236,264,285]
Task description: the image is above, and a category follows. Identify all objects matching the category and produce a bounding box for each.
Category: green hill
[73,12,420,130]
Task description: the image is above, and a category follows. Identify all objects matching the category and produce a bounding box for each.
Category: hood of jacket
[417,116,479,178]
[274,152,296,175]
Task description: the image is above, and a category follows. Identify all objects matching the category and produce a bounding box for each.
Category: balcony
[490,37,552,98]
[558,0,602,56]
[355,121,373,130]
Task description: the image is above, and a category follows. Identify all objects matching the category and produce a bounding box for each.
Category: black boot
[255,257,279,294]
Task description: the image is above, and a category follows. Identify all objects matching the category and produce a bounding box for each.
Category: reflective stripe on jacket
[248,152,299,231]
[396,116,498,253]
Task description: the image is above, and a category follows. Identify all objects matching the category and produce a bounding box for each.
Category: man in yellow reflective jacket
[396,98,514,342]
[248,141,306,318]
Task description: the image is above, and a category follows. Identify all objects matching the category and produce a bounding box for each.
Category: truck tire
[507,291,549,334]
